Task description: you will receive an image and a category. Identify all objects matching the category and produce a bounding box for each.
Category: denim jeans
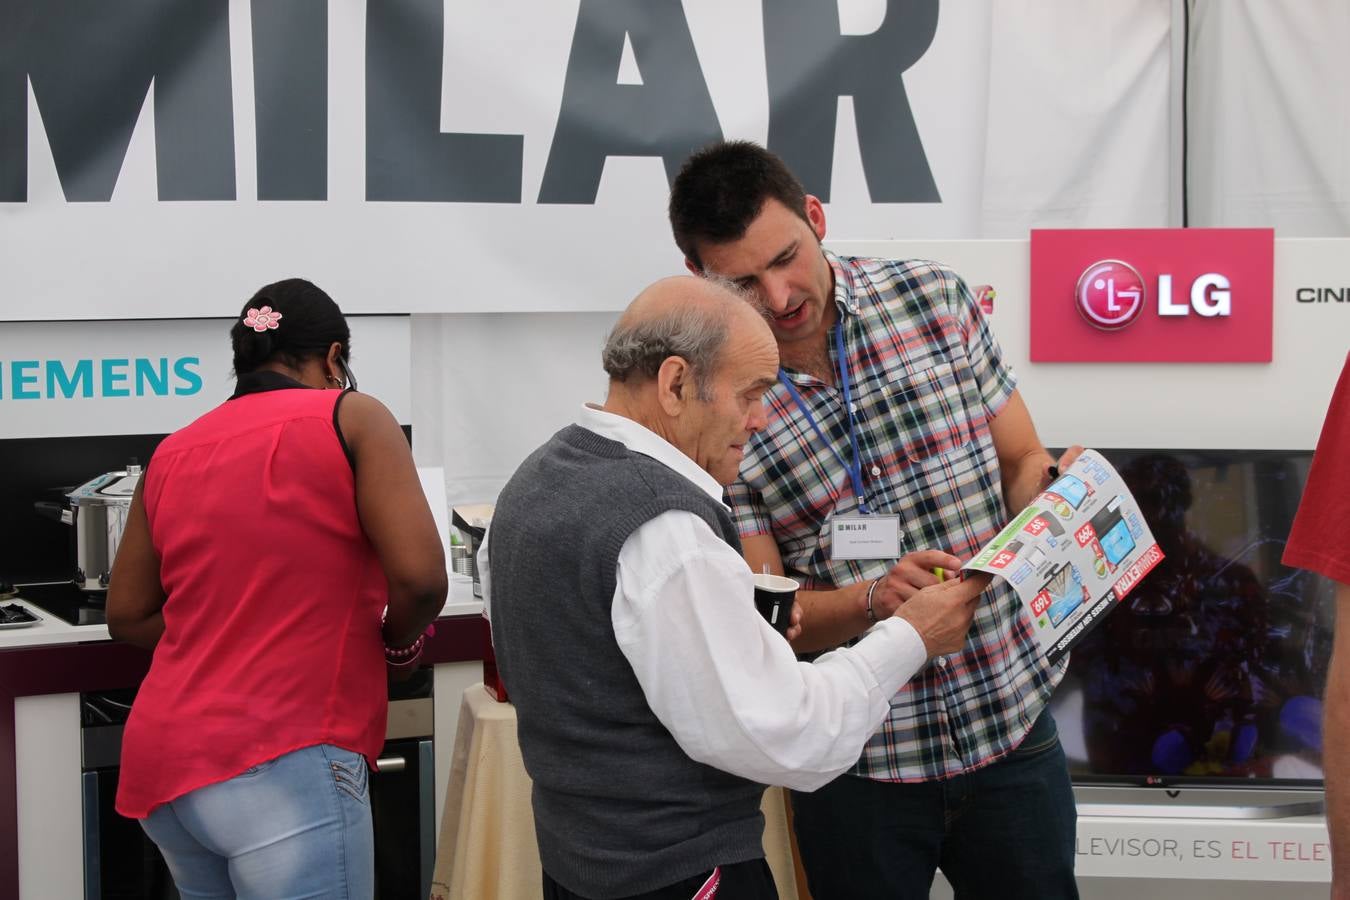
[140,743,374,900]
[790,710,1079,900]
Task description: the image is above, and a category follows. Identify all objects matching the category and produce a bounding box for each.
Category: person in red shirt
[107,278,447,899]
[1284,352,1350,899]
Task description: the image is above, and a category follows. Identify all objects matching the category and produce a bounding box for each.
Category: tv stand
[1076,785,1324,819]
[1071,785,1330,882]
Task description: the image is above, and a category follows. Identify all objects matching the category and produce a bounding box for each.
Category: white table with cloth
[430,684,803,900]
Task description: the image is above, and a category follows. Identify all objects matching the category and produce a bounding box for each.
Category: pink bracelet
[384,622,435,667]
[385,639,424,668]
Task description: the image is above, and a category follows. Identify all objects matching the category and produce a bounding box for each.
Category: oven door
[82,754,179,899]
[82,691,178,900]
[372,732,436,899]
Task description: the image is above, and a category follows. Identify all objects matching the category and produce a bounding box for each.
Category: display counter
[1073,796,1330,882]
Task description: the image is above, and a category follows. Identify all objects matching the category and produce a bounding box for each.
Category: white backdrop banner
[0,0,1171,320]
[1187,0,1350,236]
[0,316,410,440]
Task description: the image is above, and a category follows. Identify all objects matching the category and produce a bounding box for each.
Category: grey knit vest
[488,424,766,898]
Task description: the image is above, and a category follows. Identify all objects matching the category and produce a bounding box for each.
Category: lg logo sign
[1075,260,1233,331]
[1076,261,1144,330]
[1031,229,1273,363]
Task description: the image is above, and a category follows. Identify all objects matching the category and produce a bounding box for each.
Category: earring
[326,375,344,389]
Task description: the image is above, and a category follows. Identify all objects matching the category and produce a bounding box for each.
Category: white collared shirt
[480,404,927,791]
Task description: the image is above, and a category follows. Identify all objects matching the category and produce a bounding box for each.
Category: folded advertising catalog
[963,449,1164,662]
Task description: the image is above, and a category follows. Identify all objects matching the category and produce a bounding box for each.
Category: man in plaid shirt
[669,141,1082,900]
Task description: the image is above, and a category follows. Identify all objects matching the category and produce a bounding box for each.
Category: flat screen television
[1048,448,1334,788]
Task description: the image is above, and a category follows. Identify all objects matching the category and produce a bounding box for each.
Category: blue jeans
[140,743,374,900]
[790,710,1078,900]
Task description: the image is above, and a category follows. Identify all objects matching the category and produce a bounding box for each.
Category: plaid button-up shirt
[727,252,1066,781]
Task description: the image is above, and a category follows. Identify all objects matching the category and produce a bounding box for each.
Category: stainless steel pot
[34,464,142,592]
[451,505,493,599]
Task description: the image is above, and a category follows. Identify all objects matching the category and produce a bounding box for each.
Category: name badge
[830,515,902,561]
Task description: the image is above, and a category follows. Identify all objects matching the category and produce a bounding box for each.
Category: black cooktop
[12,581,107,626]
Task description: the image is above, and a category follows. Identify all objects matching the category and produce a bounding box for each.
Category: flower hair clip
[243,306,283,332]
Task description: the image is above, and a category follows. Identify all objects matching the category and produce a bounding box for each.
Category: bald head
[601,276,780,484]
[602,275,769,397]
[620,275,755,329]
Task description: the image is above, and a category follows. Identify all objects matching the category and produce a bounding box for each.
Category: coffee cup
[753,573,798,637]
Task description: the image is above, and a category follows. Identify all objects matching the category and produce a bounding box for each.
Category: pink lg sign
[1031,229,1274,362]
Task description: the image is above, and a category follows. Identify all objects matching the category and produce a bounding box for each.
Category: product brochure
[963,449,1164,661]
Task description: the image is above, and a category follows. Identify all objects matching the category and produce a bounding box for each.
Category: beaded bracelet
[864,577,884,623]
[385,634,425,667]
[384,622,435,668]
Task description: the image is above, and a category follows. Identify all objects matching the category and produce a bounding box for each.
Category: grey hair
[602,280,747,401]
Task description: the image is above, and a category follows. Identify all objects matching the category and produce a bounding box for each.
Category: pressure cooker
[34,463,142,593]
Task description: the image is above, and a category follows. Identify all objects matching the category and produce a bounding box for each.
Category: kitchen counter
[0,574,487,899]
[0,573,484,649]
[0,597,107,648]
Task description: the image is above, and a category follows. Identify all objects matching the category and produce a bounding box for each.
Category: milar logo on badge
[831,515,903,561]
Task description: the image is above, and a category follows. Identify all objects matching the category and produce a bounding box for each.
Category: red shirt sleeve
[1283,353,1350,585]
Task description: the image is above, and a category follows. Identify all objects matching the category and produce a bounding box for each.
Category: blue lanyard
[777,322,870,514]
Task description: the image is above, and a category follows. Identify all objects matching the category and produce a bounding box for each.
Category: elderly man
[484,276,984,900]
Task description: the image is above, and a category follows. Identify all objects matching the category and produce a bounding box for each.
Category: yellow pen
[932,567,947,582]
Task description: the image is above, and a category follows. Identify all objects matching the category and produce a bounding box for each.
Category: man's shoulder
[622,450,710,497]
[835,255,964,312]
[833,256,967,328]
[837,253,961,286]
[501,435,726,545]
[541,429,715,504]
